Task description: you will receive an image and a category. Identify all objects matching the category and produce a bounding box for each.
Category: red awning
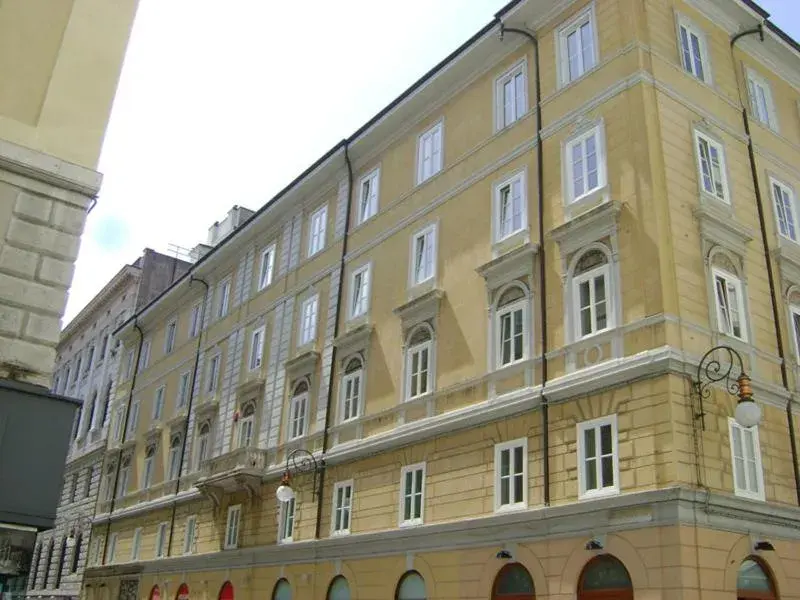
[176,584,189,600]
[219,582,234,600]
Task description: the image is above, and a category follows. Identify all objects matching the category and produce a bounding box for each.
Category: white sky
[62,0,799,324]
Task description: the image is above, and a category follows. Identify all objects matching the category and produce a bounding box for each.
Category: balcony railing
[199,446,268,479]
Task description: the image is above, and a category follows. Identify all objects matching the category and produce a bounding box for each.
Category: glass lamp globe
[735,400,761,428]
[276,484,295,503]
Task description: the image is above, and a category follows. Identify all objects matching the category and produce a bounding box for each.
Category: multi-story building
[83,0,800,598]
[25,250,190,600]
[0,0,139,596]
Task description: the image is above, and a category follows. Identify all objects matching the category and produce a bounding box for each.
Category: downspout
[99,319,144,565]
[499,22,549,505]
[165,275,209,556]
[731,24,800,505]
[314,143,354,538]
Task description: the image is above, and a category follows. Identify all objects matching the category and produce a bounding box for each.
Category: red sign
[219,582,234,600]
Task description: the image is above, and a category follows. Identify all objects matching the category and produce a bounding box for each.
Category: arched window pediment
[292,380,309,397]
[406,323,434,348]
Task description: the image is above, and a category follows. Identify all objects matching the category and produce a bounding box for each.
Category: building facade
[26,251,190,600]
[83,0,800,598]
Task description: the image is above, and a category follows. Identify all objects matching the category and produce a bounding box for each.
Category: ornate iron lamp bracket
[280,448,325,501]
[693,345,752,430]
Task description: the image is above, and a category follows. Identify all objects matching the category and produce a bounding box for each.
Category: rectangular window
[747,70,777,131]
[678,18,709,82]
[411,225,437,286]
[791,306,800,364]
[168,439,182,480]
[399,463,425,526]
[357,168,380,224]
[124,351,134,380]
[565,126,604,203]
[406,338,432,400]
[207,354,221,394]
[574,264,611,338]
[249,326,265,371]
[217,279,231,319]
[729,419,765,500]
[155,522,168,558]
[127,400,140,436]
[299,295,318,346]
[224,505,241,549]
[177,371,191,409]
[497,299,527,367]
[152,385,165,421]
[131,528,142,561]
[107,533,118,564]
[713,269,747,341]
[340,366,362,422]
[349,264,371,319]
[116,460,129,498]
[494,439,527,510]
[278,497,295,543]
[558,6,597,86]
[496,61,527,130]
[183,516,197,554]
[771,179,797,242]
[417,121,443,184]
[99,333,109,362]
[237,409,254,448]
[189,303,202,338]
[694,131,730,203]
[577,415,619,499]
[142,452,155,489]
[85,346,94,373]
[258,244,276,290]
[138,340,151,373]
[289,393,308,440]
[332,481,353,535]
[164,320,177,354]
[494,172,526,241]
[196,426,210,469]
[308,205,328,257]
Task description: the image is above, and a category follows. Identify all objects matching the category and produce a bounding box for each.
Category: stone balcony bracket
[196,447,269,509]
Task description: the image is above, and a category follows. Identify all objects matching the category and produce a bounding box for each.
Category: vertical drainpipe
[165,275,209,556]
[730,24,800,505]
[314,143,354,539]
[98,319,145,566]
[499,21,549,505]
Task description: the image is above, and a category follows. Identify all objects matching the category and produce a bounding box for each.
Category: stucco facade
[82,0,800,598]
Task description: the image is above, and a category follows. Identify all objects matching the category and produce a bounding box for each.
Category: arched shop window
[578,555,632,600]
[737,558,777,600]
[492,563,535,599]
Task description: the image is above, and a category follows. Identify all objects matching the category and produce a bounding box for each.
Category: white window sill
[733,490,765,502]
[399,519,423,528]
[331,530,350,537]
[578,487,619,501]
[698,190,731,209]
[495,502,527,514]
[404,392,433,404]
[492,228,531,259]
[566,184,609,218]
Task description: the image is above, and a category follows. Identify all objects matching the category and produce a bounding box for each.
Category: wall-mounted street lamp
[694,345,761,430]
[275,448,325,503]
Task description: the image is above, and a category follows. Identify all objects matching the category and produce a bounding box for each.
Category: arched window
[196,422,211,468]
[271,578,291,600]
[167,435,183,480]
[492,563,535,599]
[289,381,309,440]
[70,533,82,573]
[218,581,234,600]
[142,445,156,488]
[175,583,190,600]
[405,325,434,400]
[737,558,776,600]
[571,247,612,340]
[578,555,632,600]
[42,540,53,588]
[237,403,256,448]
[494,285,529,368]
[710,251,747,341]
[29,543,41,589]
[340,357,363,423]
[326,576,350,600]
[395,570,427,600]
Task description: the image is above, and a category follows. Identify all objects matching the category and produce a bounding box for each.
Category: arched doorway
[492,563,535,599]
[326,576,350,600]
[175,584,190,600]
[737,558,777,600]
[149,586,161,600]
[272,579,291,600]
[395,570,426,600]
[218,581,234,600]
[578,555,632,600]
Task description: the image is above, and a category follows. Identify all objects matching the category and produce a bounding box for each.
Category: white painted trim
[356,167,381,226]
[249,325,266,371]
[415,119,445,185]
[563,120,607,206]
[224,504,242,549]
[494,438,528,512]
[154,521,168,558]
[278,497,295,544]
[555,2,599,89]
[495,295,529,369]
[257,243,277,291]
[492,168,528,245]
[577,414,619,499]
[298,294,319,347]
[182,515,197,555]
[399,462,426,527]
[408,222,438,289]
[746,67,779,133]
[307,204,328,258]
[767,175,798,244]
[331,480,354,536]
[711,267,749,342]
[493,58,529,132]
[348,262,372,321]
[728,418,766,502]
[675,12,713,85]
[693,128,731,205]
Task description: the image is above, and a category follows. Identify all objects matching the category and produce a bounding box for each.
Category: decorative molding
[236,374,265,399]
[393,289,445,332]
[284,351,320,382]
[693,204,754,254]
[332,324,373,357]
[476,242,539,291]
[549,200,622,257]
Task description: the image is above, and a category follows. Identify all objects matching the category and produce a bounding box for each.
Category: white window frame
[728,418,765,501]
[405,337,433,401]
[790,304,800,365]
[298,295,318,346]
[416,120,444,184]
[493,170,527,243]
[676,15,711,84]
[217,279,231,319]
[712,267,748,342]
[564,123,606,204]
[164,319,177,354]
[496,297,529,368]
[152,385,165,421]
[131,528,142,561]
[495,59,527,131]
[155,522,168,558]
[577,414,620,499]
[195,424,210,470]
[237,407,255,448]
[410,223,437,287]
[331,480,354,536]
[556,4,598,87]
[572,261,613,340]
[138,339,151,373]
[494,438,528,511]
[307,205,328,257]
[339,364,362,423]
[224,504,241,549]
[176,371,191,409]
[127,400,140,437]
[288,391,308,440]
[249,326,265,371]
[278,496,295,543]
[142,448,155,489]
[747,68,778,132]
[399,463,426,527]
[348,264,371,320]
[693,130,731,204]
[207,354,221,394]
[357,168,380,224]
[258,244,276,290]
[107,533,118,563]
[189,303,202,338]
[183,516,197,555]
[770,177,798,242]
[167,437,182,480]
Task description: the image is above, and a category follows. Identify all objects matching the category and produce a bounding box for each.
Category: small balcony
[196,447,268,506]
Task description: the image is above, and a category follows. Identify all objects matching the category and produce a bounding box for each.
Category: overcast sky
[62,0,800,324]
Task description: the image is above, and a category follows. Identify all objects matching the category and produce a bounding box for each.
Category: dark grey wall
[0,380,78,530]
[135,249,191,310]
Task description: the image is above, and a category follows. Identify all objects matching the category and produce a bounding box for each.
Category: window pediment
[476,242,539,292]
[394,289,444,332]
[284,350,320,381]
[144,426,162,446]
[333,324,373,357]
[165,410,188,432]
[550,200,622,257]
[694,204,753,255]
[195,398,219,420]
[237,373,265,398]
[773,240,800,285]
